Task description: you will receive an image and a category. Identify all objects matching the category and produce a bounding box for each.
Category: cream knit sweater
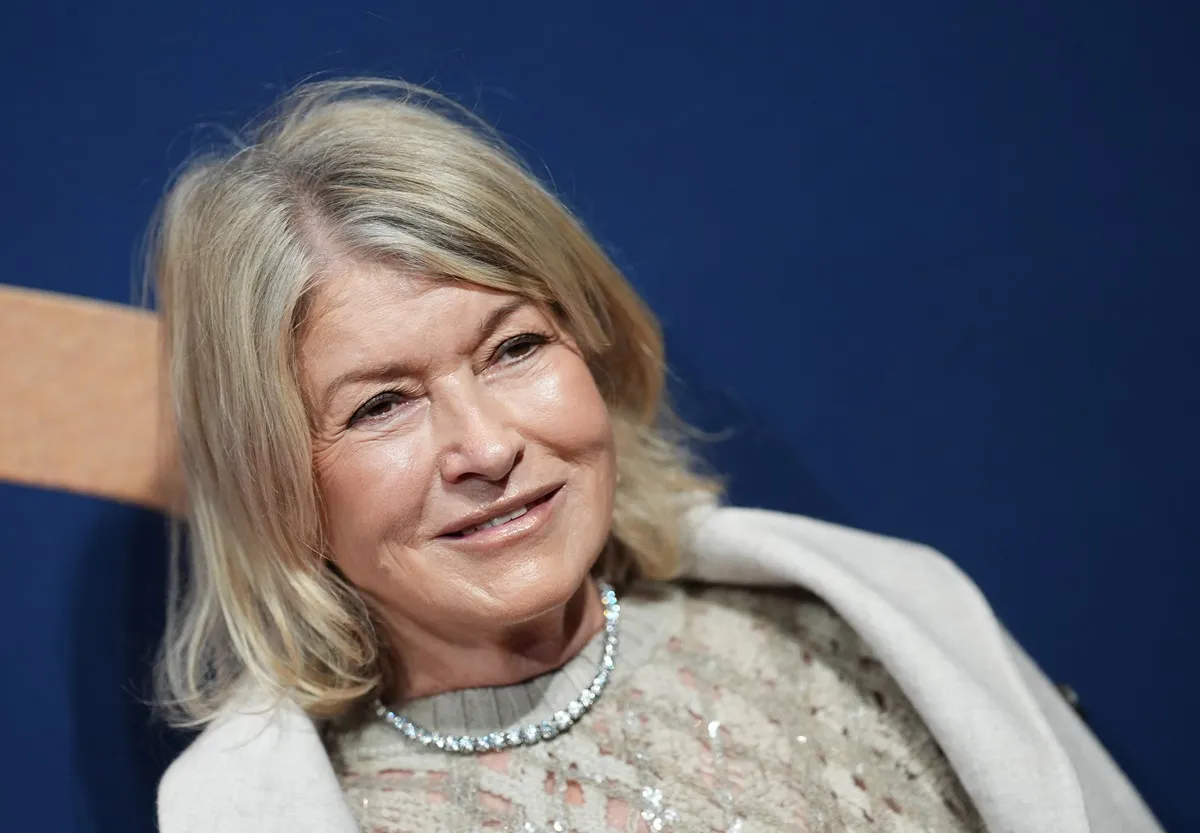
[327,583,987,832]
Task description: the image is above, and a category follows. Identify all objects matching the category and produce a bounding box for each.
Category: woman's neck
[384,576,605,701]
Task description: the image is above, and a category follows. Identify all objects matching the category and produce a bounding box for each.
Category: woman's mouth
[443,487,561,540]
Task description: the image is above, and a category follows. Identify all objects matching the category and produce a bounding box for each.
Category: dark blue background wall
[2,2,1196,831]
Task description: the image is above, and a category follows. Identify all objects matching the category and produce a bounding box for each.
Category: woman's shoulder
[680,504,975,603]
[157,689,360,833]
[678,504,1164,833]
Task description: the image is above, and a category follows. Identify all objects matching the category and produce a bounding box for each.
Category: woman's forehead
[305,264,523,342]
[297,264,545,398]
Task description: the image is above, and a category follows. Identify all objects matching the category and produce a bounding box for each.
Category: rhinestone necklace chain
[375,580,620,754]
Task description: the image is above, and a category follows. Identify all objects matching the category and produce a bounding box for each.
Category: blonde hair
[149,78,719,727]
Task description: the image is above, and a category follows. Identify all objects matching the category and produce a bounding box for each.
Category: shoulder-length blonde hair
[149,78,719,727]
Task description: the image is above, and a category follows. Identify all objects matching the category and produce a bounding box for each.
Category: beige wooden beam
[0,284,181,512]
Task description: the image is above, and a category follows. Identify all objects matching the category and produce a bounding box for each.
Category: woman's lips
[439,486,562,548]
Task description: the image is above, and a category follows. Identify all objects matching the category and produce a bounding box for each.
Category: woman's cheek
[524,364,571,421]
[323,434,427,549]
[539,357,613,455]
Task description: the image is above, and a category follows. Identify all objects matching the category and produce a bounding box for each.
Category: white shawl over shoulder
[157,506,1163,833]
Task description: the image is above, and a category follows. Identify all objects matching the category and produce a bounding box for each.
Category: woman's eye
[495,333,548,365]
[350,392,406,425]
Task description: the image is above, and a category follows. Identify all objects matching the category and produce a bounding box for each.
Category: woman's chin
[481,564,593,626]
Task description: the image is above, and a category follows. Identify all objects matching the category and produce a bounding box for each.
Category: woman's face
[298,261,616,641]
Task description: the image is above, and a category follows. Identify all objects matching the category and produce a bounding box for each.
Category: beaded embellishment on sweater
[328,585,987,833]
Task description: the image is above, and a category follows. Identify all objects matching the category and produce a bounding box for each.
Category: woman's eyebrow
[318,298,532,412]
[319,358,416,412]
[475,298,529,347]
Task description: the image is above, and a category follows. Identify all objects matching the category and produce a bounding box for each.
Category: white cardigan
[157,506,1163,833]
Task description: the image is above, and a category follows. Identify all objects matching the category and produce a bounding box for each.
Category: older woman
[151,79,1159,833]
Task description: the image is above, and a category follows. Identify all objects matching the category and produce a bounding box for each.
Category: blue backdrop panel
[0,484,186,833]
[1,2,1196,831]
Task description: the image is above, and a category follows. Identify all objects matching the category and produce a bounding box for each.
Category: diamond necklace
[375,580,620,754]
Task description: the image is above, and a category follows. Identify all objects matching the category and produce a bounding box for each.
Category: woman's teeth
[463,504,529,535]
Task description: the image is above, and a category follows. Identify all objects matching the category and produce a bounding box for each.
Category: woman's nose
[432,376,524,484]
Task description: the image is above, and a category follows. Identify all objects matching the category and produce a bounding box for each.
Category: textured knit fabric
[158,507,1167,833]
[326,583,987,832]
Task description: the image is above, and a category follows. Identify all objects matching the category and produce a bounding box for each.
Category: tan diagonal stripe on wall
[0,284,181,512]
